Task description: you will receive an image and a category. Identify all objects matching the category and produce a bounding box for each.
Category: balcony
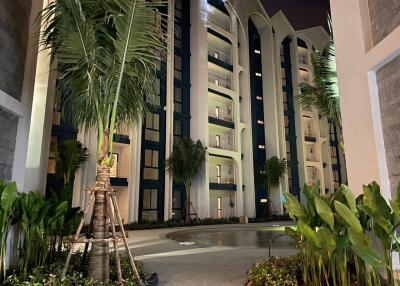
[305,145,318,162]
[208,71,231,90]
[209,155,236,190]
[306,166,319,186]
[207,4,231,34]
[208,123,234,151]
[208,39,232,68]
[299,68,311,84]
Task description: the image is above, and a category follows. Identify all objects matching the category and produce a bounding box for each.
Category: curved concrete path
[125,222,296,286]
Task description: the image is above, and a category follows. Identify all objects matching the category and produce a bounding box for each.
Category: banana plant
[284,182,400,286]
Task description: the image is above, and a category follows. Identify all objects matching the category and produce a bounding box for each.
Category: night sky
[261,0,331,31]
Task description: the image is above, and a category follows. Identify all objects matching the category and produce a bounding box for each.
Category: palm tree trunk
[185,183,191,224]
[88,164,110,282]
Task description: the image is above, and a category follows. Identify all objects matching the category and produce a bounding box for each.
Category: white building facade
[49,0,346,223]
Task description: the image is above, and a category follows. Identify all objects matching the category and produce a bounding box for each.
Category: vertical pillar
[23,0,56,194]
[164,0,175,221]
[190,0,210,218]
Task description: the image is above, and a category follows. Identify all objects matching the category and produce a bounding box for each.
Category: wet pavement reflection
[166,227,296,248]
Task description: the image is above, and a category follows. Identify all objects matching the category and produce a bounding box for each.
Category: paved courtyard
[125,222,296,286]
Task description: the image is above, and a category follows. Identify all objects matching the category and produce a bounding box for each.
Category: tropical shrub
[247,255,301,286]
[3,252,141,285]
[284,182,400,286]
[0,181,82,280]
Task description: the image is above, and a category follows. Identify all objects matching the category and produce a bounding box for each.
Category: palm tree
[298,19,341,129]
[57,139,90,203]
[261,156,287,216]
[41,0,167,281]
[166,138,207,224]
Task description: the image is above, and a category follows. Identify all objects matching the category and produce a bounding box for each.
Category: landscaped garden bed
[3,252,142,286]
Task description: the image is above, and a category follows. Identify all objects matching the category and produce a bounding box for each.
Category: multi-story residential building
[67,0,346,223]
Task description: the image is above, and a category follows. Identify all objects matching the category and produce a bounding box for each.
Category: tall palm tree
[261,156,287,216]
[298,19,341,129]
[41,0,167,281]
[166,138,207,224]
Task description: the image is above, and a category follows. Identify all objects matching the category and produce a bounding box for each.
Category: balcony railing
[209,73,231,89]
[208,46,231,65]
[208,15,230,33]
[208,108,233,122]
[210,175,235,185]
[298,55,308,65]
[209,136,234,151]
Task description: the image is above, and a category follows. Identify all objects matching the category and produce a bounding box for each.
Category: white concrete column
[164,0,175,221]
[23,0,56,194]
[9,0,44,192]
[190,0,210,218]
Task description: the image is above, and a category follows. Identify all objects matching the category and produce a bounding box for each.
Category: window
[254,49,261,54]
[173,119,182,144]
[258,144,265,149]
[174,55,182,80]
[256,96,263,101]
[255,72,262,77]
[215,106,220,118]
[147,78,161,106]
[172,188,182,219]
[175,25,182,49]
[145,112,160,142]
[257,120,264,125]
[215,135,220,148]
[216,165,221,183]
[216,197,222,219]
[143,149,159,180]
[142,188,158,221]
[174,86,183,113]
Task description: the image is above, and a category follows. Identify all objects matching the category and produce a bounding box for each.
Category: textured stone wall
[368,0,400,45]
[0,109,18,181]
[376,55,400,196]
[0,0,32,100]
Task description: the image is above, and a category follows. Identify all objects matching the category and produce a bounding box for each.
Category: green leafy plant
[55,139,89,204]
[0,181,82,280]
[0,182,19,280]
[166,138,207,223]
[41,0,167,281]
[261,156,287,216]
[247,255,301,286]
[284,182,400,286]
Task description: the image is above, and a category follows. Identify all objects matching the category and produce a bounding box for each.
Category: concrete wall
[376,55,400,197]
[368,0,400,46]
[0,109,18,181]
[0,0,32,100]
[330,0,400,201]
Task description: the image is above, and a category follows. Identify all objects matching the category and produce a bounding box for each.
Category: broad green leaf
[340,185,357,213]
[298,220,320,248]
[1,182,18,212]
[334,201,363,233]
[315,196,334,230]
[285,226,300,239]
[363,182,391,219]
[303,183,319,205]
[359,205,392,233]
[316,227,336,253]
[349,228,385,267]
[284,192,308,221]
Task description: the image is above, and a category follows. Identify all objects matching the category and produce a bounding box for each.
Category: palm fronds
[41,0,167,163]
[298,17,341,128]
